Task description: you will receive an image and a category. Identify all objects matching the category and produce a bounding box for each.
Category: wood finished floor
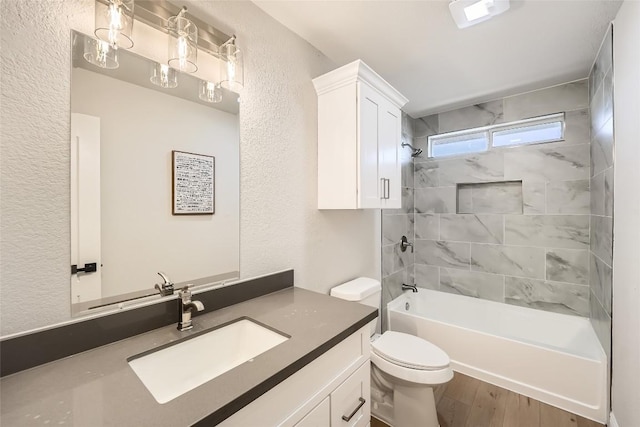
[370,372,604,427]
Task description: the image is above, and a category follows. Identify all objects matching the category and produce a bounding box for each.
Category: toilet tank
[330,277,381,335]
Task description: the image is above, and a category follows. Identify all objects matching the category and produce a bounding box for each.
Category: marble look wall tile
[414,161,439,188]
[414,264,439,290]
[402,159,415,188]
[415,240,470,269]
[439,151,504,186]
[415,187,456,214]
[382,269,406,332]
[441,214,503,244]
[407,264,415,289]
[590,27,613,100]
[505,276,590,317]
[590,83,606,136]
[590,253,612,315]
[458,181,523,214]
[604,167,614,217]
[415,213,439,240]
[546,249,589,285]
[404,187,415,214]
[382,244,395,278]
[385,187,414,215]
[471,244,545,279]
[382,215,411,246]
[564,109,590,145]
[589,290,612,360]
[546,180,590,214]
[414,114,438,138]
[591,117,614,177]
[522,181,546,214]
[590,173,605,216]
[503,80,588,122]
[505,215,590,249]
[438,100,504,133]
[440,268,504,302]
[457,185,473,213]
[590,215,613,266]
[602,69,614,124]
[401,112,414,140]
[504,144,590,183]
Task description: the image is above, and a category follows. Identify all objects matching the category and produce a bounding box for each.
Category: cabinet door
[357,82,382,209]
[296,397,330,427]
[378,99,401,209]
[330,362,371,426]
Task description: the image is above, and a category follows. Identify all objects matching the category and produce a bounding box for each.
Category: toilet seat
[372,331,450,370]
[370,331,453,385]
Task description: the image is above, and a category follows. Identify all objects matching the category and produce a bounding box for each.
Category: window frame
[427,112,566,159]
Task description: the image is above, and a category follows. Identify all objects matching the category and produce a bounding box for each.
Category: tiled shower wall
[381,113,415,329]
[589,26,614,359]
[409,80,592,317]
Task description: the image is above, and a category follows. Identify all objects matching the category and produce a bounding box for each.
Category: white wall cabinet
[314,60,408,210]
[219,324,372,427]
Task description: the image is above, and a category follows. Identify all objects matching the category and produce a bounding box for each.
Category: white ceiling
[253,0,622,117]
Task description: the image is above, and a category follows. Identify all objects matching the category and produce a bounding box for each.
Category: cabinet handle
[380,178,386,200]
[385,178,390,200]
[341,397,366,422]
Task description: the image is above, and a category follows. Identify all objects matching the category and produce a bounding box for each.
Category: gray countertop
[0,287,377,426]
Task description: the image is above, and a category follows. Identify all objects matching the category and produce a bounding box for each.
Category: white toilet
[331,278,453,427]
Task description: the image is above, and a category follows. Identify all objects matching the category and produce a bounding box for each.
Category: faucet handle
[179,284,194,300]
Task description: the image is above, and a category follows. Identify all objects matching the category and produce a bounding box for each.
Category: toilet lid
[371,331,450,370]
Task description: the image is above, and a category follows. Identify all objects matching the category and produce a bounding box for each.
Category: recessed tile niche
[457,181,524,214]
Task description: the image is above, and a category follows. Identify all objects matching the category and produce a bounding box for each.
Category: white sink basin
[128,318,289,403]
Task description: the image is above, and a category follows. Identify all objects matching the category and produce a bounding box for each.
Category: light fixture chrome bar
[96,0,231,57]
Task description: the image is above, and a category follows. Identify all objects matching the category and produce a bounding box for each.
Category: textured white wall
[0,0,380,335]
[612,1,640,425]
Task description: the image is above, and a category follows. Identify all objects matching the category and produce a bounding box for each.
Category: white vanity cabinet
[219,324,372,427]
[313,60,408,210]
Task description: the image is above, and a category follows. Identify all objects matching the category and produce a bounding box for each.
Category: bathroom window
[429,130,489,158]
[428,113,565,158]
[492,113,564,148]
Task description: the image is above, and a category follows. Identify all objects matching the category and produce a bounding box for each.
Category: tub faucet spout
[402,283,418,293]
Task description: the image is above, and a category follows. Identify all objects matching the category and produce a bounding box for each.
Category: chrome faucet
[402,283,418,293]
[177,285,205,331]
[155,271,175,296]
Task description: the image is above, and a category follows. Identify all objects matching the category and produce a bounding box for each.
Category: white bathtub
[387,289,608,423]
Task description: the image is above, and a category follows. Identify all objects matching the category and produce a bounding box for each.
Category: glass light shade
[95,0,134,49]
[219,42,244,92]
[150,63,178,89]
[83,37,119,69]
[199,81,222,103]
[168,16,198,73]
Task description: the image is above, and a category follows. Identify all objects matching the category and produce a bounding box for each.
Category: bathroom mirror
[70,31,240,315]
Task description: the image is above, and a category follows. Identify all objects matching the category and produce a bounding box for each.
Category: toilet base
[394,384,439,427]
[371,365,440,427]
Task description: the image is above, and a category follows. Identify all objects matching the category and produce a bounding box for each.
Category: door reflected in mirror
[70,31,240,315]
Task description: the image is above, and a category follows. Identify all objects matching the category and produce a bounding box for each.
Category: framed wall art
[172,150,215,215]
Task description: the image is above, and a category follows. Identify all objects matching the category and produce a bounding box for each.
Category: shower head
[401,142,423,158]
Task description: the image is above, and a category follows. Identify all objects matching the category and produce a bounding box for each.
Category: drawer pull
[341,397,366,422]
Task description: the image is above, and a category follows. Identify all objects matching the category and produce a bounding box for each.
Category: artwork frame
[172,150,215,215]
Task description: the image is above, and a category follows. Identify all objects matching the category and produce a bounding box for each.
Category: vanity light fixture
[219,35,244,92]
[199,81,223,103]
[83,36,119,69]
[94,0,135,49]
[167,7,198,73]
[449,0,510,29]
[150,62,178,88]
